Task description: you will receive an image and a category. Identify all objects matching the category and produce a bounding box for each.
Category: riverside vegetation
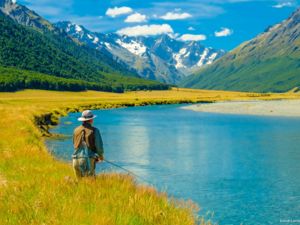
[0,88,299,225]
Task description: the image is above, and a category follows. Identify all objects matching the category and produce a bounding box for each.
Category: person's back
[72,110,104,179]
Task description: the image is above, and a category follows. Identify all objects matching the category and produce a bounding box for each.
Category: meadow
[0,88,299,225]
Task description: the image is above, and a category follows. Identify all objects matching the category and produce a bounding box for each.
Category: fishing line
[103,159,152,184]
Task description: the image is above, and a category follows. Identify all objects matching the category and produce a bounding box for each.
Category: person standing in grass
[72,110,104,179]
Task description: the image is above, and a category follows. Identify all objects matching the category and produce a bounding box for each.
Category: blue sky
[18,0,299,50]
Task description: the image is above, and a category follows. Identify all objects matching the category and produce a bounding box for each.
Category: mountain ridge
[181,7,300,93]
[0,0,56,32]
[55,21,225,84]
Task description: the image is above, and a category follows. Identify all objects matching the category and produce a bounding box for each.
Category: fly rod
[103,159,152,184]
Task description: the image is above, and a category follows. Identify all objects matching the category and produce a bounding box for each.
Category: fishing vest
[72,124,99,159]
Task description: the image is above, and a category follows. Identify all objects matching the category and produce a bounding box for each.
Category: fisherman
[72,110,104,179]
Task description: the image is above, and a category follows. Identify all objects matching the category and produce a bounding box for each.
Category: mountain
[0,0,138,78]
[0,1,169,92]
[55,21,225,84]
[181,8,300,93]
[0,0,55,31]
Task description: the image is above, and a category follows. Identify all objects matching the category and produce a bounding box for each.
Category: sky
[18,0,299,50]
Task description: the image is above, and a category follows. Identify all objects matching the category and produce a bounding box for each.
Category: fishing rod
[103,159,152,184]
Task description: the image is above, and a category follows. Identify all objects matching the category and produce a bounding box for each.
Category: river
[46,104,300,225]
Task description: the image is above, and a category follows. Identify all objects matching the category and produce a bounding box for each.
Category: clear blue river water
[46,104,300,225]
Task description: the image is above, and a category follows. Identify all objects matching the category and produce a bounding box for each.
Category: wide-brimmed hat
[78,110,97,122]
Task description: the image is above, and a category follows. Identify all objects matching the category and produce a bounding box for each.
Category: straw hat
[78,110,97,122]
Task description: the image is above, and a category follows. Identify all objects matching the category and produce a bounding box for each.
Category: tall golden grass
[0,88,299,225]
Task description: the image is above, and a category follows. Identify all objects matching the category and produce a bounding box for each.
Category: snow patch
[197,48,209,67]
[179,48,187,55]
[116,39,146,56]
[207,53,218,64]
[173,53,186,69]
[172,48,191,68]
[93,37,99,44]
[75,25,82,33]
[184,52,190,58]
[104,42,112,50]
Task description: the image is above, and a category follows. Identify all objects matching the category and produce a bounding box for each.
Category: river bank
[0,88,299,225]
[182,99,300,117]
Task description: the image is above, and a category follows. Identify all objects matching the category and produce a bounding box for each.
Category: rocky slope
[0,0,55,31]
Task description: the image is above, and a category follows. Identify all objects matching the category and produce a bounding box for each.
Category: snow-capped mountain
[55,21,226,84]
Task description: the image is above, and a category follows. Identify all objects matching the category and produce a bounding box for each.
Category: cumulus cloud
[214,27,233,37]
[125,13,147,23]
[116,24,174,36]
[272,2,293,8]
[160,12,192,20]
[106,6,133,18]
[179,34,207,41]
[188,26,195,31]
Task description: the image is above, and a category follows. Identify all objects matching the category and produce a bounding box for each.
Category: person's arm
[94,128,104,160]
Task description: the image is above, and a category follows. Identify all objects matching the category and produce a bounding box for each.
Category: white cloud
[106,6,133,18]
[125,13,147,23]
[160,12,192,20]
[214,27,233,37]
[188,26,195,31]
[272,2,293,8]
[179,34,207,41]
[116,24,174,36]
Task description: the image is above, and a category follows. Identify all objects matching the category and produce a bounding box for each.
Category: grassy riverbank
[0,88,299,225]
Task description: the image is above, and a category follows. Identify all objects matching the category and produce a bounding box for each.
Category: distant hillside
[181,8,300,93]
[0,1,169,92]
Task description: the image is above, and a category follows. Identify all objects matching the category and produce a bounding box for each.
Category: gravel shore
[182,100,300,117]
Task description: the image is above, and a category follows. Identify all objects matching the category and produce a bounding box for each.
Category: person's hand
[96,155,104,162]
